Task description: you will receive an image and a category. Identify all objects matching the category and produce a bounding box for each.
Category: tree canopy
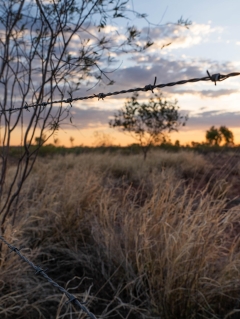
[109,93,187,159]
[206,126,234,146]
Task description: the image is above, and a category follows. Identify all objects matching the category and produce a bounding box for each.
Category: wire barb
[97,93,105,100]
[24,103,30,112]
[207,70,220,86]
[9,246,21,253]
[144,76,157,93]
[35,267,48,275]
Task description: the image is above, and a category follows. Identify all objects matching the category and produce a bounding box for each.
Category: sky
[8,0,240,147]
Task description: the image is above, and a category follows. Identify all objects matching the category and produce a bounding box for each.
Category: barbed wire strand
[1,71,240,115]
[0,235,97,319]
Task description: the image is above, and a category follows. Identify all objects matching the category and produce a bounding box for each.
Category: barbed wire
[0,235,97,319]
[1,70,240,115]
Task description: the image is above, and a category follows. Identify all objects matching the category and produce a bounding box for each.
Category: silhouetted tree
[109,93,187,160]
[53,138,59,146]
[219,126,234,145]
[206,126,234,146]
[206,126,222,146]
[175,140,180,147]
[35,134,46,146]
[69,136,75,147]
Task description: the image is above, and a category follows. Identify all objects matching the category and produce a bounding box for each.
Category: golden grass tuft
[0,150,240,318]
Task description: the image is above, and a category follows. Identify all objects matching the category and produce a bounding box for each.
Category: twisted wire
[0,235,97,319]
[1,71,239,115]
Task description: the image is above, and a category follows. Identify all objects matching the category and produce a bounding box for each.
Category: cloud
[174,89,238,98]
[68,107,114,129]
[79,56,235,99]
[9,105,115,130]
[184,110,240,130]
[140,23,223,51]
[51,107,240,134]
[67,108,240,134]
[57,22,227,95]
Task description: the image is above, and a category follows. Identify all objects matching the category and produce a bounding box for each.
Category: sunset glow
[6,0,240,147]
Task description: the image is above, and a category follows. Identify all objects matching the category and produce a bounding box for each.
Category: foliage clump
[206,125,234,146]
[110,93,188,159]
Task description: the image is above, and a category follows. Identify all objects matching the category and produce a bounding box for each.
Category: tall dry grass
[0,150,240,319]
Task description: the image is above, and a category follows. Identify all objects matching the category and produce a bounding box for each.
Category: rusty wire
[1,70,239,115]
[0,235,97,319]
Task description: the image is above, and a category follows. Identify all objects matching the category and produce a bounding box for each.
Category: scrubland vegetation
[1,149,240,319]
[1,0,238,318]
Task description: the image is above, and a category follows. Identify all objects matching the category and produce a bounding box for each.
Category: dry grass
[1,150,240,319]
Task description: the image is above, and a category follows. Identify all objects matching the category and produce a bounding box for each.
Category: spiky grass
[0,151,240,318]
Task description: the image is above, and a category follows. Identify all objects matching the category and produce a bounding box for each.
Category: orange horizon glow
[8,126,240,147]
